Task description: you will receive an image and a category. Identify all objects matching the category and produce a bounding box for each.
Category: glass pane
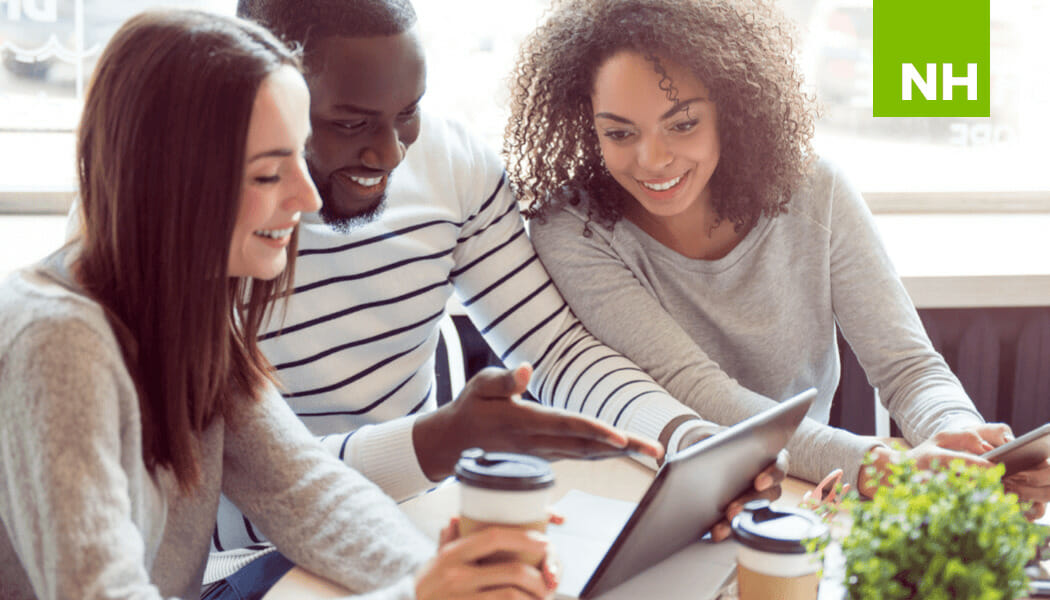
[1,0,1047,208]
[795,0,1050,193]
[419,0,1050,197]
[0,0,235,199]
[413,0,550,153]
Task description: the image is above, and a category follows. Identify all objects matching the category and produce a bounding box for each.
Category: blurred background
[2,0,1048,212]
[2,0,1049,436]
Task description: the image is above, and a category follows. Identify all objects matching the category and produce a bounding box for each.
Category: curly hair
[504,0,817,231]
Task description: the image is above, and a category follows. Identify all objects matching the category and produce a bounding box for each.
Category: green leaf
[838,455,1047,600]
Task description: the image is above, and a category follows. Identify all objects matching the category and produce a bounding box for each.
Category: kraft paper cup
[455,448,554,565]
[731,500,828,600]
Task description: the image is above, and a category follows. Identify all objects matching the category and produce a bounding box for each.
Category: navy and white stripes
[210,114,698,558]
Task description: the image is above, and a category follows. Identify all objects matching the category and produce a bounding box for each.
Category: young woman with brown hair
[0,9,558,599]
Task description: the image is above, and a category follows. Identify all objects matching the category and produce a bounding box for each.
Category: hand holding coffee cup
[455,447,555,566]
[731,499,829,600]
[416,517,556,600]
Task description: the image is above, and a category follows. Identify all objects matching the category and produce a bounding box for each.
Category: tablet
[981,423,1050,476]
[577,388,818,599]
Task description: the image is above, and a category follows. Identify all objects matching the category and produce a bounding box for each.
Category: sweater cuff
[666,419,725,459]
[345,416,433,502]
[936,410,987,433]
[840,432,887,489]
[615,393,701,470]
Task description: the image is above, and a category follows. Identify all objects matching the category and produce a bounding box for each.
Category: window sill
[874,213,1050,308]
[1,210,1048,310]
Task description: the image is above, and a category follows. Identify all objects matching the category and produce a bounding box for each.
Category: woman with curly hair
[506,0,1049,509]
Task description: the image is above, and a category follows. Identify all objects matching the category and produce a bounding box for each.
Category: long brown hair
[504,0,817,232]
[74,10,301,490]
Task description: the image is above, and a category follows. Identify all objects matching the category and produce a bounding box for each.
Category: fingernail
[543,560,560,590]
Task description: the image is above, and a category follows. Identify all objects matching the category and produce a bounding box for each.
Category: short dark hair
[238,0,417,49]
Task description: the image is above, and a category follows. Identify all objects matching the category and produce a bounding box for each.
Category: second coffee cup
[731,499,828,600]
[455,447,555,565]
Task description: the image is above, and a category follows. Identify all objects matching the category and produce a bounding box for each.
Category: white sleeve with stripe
[447,172,703,465]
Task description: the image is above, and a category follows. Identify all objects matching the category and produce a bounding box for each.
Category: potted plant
[837,452,1047,600]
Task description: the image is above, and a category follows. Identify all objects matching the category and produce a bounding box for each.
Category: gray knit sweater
[529,158,984,485]
[0,257,432,599]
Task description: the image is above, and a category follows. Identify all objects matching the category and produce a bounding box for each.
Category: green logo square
[873,0,989,117]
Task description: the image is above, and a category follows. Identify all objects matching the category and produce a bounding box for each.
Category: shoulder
[528,198,606,245]
[0,266,120,367]
[803,157,854,197]
[404,112,507,216]
[413,111,503,176]
[783,156,859,230]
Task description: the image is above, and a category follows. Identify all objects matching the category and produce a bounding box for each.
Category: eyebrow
[332,92,426,116]
[247,133,312,163]
[594,97,707,124]
[248,148,295,162]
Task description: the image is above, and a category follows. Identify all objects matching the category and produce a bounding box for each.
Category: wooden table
[263,457,815,599]
[265,452,1050,599]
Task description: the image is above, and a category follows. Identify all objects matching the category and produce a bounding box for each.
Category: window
[794,0,1050,211]
[1,0,1047,217]
[0,0,235,213]
[417,0,1050,210]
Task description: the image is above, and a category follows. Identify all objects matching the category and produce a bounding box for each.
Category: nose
[283,157,321,213]
[360,125,407,171]
[637,134,673,171]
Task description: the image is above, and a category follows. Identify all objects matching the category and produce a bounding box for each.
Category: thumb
[467,364,532,398]
[511,363,532,395]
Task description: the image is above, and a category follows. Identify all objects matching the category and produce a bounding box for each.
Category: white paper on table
[550,489,738,600]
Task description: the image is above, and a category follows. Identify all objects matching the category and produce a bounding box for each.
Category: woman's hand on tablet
[932,422,1050,517]
[708,449,790,542]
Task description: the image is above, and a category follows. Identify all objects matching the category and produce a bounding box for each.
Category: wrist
[413,408,456,481]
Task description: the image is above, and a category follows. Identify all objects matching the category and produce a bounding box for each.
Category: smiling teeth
[254,226,294,239]
[350,175,384,187]
[641,175,683,191]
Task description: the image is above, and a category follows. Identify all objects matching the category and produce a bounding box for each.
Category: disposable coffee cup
[454,447,554,565]
[731,499,828,600]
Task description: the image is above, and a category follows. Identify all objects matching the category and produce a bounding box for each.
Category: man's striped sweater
[208,114,701,572]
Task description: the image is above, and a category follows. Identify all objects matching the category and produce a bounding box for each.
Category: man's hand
[413,363,664,481]
[708,449,789,541]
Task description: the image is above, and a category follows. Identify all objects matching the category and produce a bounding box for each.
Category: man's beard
[313,170,388,233]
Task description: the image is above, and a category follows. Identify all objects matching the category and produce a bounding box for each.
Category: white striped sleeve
[449,173,703,464]
[321,417,434,502]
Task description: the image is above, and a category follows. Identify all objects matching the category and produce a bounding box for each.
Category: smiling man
[202,1,784,597]
[304,30,425,229]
